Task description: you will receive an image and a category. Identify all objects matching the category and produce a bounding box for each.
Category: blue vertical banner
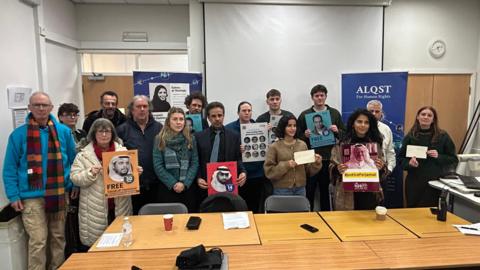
[341,72,408,149]
[341,71,408,207]
[133,71,203,123]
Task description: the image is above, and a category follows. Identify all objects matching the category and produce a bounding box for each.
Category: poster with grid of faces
[240,122,268,162]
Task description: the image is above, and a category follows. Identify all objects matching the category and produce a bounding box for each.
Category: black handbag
[176,244,223,270]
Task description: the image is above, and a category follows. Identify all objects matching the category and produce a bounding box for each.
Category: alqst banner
[341,71,408,149]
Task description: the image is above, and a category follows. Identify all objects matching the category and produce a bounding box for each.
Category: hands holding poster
[306,111,335,148]
[102,150,140,198]
[341,143,380,192]
[207,162,238,195]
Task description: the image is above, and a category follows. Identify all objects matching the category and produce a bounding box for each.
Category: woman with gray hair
[70,118,139,247]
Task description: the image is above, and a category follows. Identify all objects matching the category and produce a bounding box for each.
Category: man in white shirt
[366,100,396,173]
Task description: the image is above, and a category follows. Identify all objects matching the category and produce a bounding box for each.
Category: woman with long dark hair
[153,107,199,212]
[264,115,322,196]
[399,106,458,207]
[151,85,171,112]
[329,109,387,210]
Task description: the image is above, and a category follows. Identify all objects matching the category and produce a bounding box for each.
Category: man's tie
[210,130,221,162]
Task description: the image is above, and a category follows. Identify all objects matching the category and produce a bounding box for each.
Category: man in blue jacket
[3,92,76,270]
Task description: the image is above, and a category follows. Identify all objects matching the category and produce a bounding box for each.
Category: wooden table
[89,212,260,252]
[319,210,418,241]
[254,212,339,244]
[365,236,480,269]
[62,241,384,270]
[387,207,470,238]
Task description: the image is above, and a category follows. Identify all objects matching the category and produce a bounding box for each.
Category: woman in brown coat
[264,115,322,196]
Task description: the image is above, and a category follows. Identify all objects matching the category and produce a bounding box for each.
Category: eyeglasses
[96,130,112,135]
[30,103,52,109]
[61,113,79,119]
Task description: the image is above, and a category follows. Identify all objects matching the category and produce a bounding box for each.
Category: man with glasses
[57,103,86,257]
[82,90,126,133]
[3,92,76,270]
[117,95,163,214]
[58,103,86,144]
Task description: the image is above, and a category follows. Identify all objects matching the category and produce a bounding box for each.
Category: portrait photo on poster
[306,111,335,148]
[108,155,134,183]
[149,83,171,112]
[342,143,378,170]
[102,150,140,198]
[207,161,238,195]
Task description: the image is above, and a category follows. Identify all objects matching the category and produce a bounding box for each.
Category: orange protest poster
[102,150,140,198]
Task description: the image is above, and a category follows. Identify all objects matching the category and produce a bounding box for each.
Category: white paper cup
[375,206,387,221]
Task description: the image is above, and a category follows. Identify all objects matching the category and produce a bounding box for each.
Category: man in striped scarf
[3,92,76,270]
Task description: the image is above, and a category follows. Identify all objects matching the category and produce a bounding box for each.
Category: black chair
[138,203,188,215]
[264,195,311,213]
[199,193,248,213]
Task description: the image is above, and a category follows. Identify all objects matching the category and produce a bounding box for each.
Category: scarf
[27,116,65,214]
[93,142,115,161]
[164,134,190,182]
[93,142,116,219]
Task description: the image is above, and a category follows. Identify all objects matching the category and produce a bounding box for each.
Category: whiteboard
[204,4,383,123]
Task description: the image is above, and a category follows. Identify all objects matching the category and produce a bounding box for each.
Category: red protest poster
[207,161,238,195]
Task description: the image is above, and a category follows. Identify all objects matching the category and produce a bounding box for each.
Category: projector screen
[204,3,383,123]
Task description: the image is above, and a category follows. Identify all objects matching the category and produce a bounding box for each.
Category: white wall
[0,0,81,207]
[45,41,82,110]
[43,0,78,40]
[42,0,82,114]
[0,0,39,206]
[76,4,189,43]
[384,0,480,157]
[384,0,480,72]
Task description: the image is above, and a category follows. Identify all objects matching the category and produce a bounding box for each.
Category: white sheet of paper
[96,233,123,248]
[294,150,315,165]
[222,212,250,229]
[453,223,480,236]
[406,145,428,159]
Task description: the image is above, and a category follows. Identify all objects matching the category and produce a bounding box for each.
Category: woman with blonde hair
[153,107,199,212]
[70,119,136,247]
[399,106,458,207]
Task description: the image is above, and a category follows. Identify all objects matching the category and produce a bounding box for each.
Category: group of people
[2,85,458,269]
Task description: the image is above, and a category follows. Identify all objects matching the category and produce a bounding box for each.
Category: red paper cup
[163,214,173,231]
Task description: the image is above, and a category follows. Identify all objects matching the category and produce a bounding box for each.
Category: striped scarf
[27,116,65,214]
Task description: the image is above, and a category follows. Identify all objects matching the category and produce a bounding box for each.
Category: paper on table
[96,233,124,248]
[453,223,480,236]
[294,150,315,165]
[222,212,250,229]
[406,145,428,159]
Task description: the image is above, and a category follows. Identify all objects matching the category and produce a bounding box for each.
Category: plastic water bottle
[122,216,133,247]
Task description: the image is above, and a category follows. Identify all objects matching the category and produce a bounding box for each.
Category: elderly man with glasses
[3,92,76,270]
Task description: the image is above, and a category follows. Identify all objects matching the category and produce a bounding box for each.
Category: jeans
[273,186,306,196]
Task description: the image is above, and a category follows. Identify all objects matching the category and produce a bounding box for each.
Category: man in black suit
[195,102,246,206]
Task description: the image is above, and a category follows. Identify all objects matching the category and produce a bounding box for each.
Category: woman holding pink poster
[329,109,388,210]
